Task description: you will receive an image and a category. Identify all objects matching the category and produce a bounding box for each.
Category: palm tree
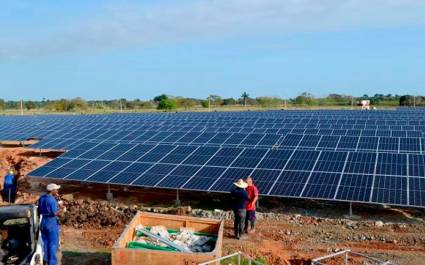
[241,92,249,107]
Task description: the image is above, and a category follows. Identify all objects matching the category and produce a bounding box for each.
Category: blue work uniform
[2,174,16,202]
[38,194,60,265]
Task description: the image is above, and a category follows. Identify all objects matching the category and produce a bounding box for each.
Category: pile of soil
[60,199,136,229]
[0,147,51,189]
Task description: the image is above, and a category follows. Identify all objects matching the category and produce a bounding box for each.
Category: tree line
[0,93,423,112]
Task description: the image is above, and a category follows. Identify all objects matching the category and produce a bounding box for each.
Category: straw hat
[233,179,248,189]
[47,183,61,191]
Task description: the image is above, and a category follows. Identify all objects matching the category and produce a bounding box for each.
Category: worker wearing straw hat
[230,179,249,240]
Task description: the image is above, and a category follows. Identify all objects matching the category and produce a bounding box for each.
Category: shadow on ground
[62,251,110,265]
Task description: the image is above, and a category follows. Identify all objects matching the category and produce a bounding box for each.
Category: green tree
[0,99,5,110]
[154,94,168,103]
[157,98,177,110]
[71,97,88,111]
[295,92,315,105]
[241,92,249,107]
[177,98,197,109]
[222,98,236,105]
[25,101,37,110]
[208,95,222,107]
[256,97,282,108]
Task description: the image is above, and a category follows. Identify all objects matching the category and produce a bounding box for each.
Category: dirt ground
[1,146,425,265]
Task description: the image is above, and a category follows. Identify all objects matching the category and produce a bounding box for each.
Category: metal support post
[349,202,353,217]
[106,184,113,201]
[175,189,181,206]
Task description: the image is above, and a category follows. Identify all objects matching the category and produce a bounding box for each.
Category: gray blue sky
[1,0,425,100]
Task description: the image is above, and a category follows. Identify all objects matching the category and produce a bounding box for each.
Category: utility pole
[208,96,211,112]
[20,100,24,116]
[120,100,123,113]
[351,96,354,110]
[413,95,416,108]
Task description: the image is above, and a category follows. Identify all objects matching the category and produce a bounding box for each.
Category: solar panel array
[0,110,424,208]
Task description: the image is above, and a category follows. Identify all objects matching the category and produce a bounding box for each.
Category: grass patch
[62,251,110,265]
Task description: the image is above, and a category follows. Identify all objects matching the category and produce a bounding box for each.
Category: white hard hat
[46,183,61,191]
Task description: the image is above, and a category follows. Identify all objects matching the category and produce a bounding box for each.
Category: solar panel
[8,110,424,209]
[335,174,373,202]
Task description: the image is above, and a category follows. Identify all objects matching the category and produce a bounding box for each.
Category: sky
[1,0,425,100]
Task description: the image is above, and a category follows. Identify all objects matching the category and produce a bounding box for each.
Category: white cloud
[1,0,425,59]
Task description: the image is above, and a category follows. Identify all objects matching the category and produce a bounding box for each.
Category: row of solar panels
[31,133,425,155]
[2,124,425,144]
[15,124,425,138]
[29,142,425,207]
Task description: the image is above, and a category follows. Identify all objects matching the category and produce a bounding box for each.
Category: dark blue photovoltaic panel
[109,163,153,184]
[317,135,339,149]
[231,148,268,168]
[269,171,310,197]
[344,152,376,174]
[257,149,293,169]
[257,134,280,146]
[337,136,358,149]
[208,133,231,145]
[361,130,375,137]
[399,138,420,153]
[207,147,242,166]
[409,177,425,207]
[298,135,321,148]
[408,154,425,177]
[133,164,176,186]
[182,146,220,165]
[210,168,253,192]
[192,132,217,144]
[137,152,167,163]
[302,172,341,199]
[61,159,89,169]
[250,169,281,193]
[335,174,373,202]
[223,133,246,145]
[89,142,116,151]
[314,151,348,173]
[116,145,154,161]
[156,165,202,188]
[376,130,391,137]
[86,161,131,182]
[357,137,378,151]
[371,175,407,205]
[285,150,319,171]
[29,166,59,177]
[280,134,303,147]
[60,149,87,158]
[376,153,407,176]
[241,133,264,146]
[378,137,399,152]
[175,132,201,144]
[160,146,198,164]
[182,166,226,190]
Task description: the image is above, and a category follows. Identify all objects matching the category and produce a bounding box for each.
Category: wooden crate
[112,212,224,265]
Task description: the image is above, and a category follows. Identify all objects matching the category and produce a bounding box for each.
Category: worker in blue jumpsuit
[2,169,17,203]
[38,183,63,265]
